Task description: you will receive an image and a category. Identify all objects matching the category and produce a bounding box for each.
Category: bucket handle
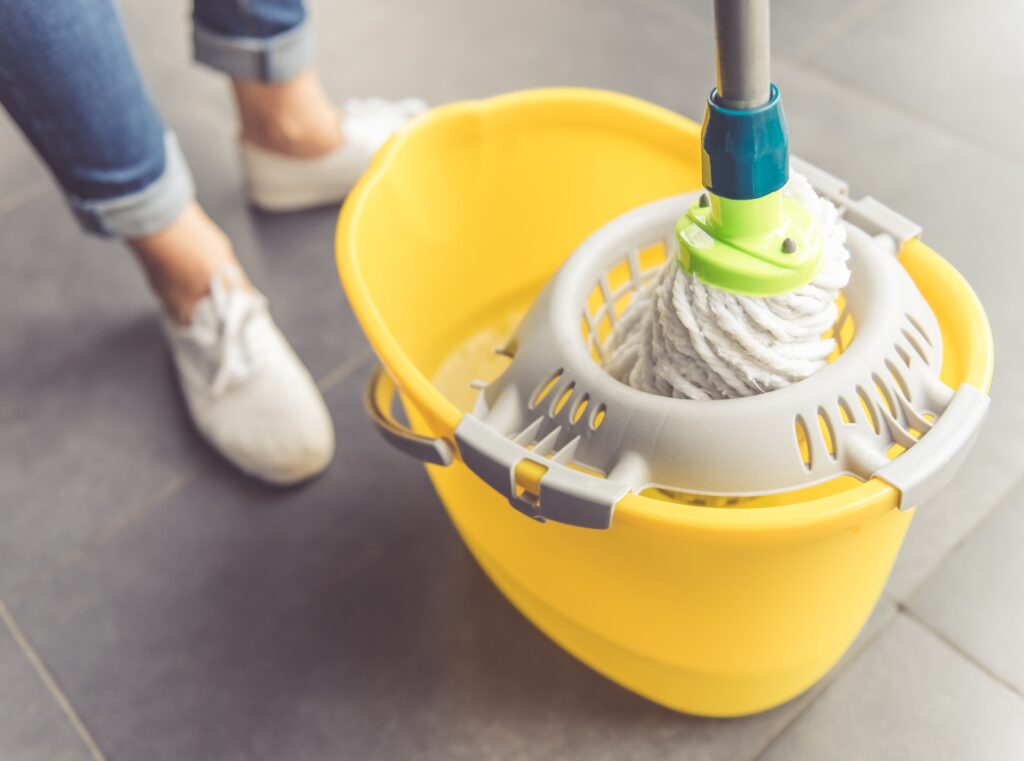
[365,365,454,467]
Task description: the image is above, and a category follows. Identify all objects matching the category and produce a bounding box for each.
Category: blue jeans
[0,0,312,238]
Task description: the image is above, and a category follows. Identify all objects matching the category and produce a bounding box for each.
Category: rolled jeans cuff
[69,132,195,239]
[193,18,313,83]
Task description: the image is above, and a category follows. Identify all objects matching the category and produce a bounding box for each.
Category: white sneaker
[163,271,335,485]
[241,97,427,212]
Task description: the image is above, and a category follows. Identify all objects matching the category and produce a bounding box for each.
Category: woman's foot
[131,203,335,484]
[131,203,241,324]
[232,70,425,211]
[233,70,343,158]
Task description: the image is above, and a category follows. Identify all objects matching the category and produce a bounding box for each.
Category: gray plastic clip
[792,155,922,246]
[455,414,629,529]
[874,384,991,510]
[842,197,922,247]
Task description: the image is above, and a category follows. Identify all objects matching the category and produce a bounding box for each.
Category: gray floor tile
[642,0,885,55]
[771,60,1024,600]
[309,0,716,117]
[0,188,208,598]
[0,608,97,761]
[794,0,1024,163]
[909,480,1024,693]
[756,615,1024,761]
[0,110,48,211]
[8,375,835,761]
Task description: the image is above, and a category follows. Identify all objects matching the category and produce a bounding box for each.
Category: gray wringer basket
[456,162,991,529]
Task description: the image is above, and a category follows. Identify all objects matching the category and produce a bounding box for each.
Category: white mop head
[603,172,851,400]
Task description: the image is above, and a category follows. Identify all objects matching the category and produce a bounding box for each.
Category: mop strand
[604,172,851,400]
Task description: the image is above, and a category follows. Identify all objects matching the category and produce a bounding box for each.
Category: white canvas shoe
[241,96,427,212]
[163,271,335,485]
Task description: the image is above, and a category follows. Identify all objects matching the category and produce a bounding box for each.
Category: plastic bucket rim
[335,87,994,539]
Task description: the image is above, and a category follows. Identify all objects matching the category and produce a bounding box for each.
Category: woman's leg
[0,0,334,483]
[0,0,186,237]
[191,0,426,210]
[130,203,241,325]
[192,0,340,156]
[0,0,242,323]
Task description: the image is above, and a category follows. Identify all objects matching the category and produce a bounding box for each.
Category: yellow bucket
[336,89,994,717]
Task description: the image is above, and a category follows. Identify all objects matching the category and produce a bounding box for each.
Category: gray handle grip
[874,384,991,511]
[714,0,771,109]
[365,365,454,467]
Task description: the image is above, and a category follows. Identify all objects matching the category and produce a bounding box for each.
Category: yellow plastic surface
[336,89,994,716]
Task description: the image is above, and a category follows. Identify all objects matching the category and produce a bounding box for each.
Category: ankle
[130,202,247,324]
[233,70,342,157]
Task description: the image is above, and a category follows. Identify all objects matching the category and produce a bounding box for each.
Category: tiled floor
[1,1,1021,759]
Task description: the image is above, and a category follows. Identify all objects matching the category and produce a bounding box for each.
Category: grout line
[896,470,1024,605]
[5,468,199,607]
[0,600,108,761]
[317,347,375,393]
[902,605,1024,702]
[745,605,901,761]
[4,348,375,605]
[0,177,50,218]
[750,606,1024,761]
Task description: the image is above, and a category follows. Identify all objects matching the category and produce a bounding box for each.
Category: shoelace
[186,276,272,396]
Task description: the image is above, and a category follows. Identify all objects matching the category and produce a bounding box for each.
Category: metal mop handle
[675,0,818,295]
[713,0,771,110]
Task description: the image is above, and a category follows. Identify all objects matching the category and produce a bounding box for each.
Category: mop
[605,0,849,400]
[448,0,988,511]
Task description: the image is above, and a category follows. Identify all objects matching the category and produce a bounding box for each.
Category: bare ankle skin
[130,202,249,325]
[232,70,342,158]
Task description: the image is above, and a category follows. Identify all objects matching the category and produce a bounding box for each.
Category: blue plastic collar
[701,84,789,200]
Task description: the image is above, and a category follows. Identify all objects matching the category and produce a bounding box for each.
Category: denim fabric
[0,0,170,205]
[194,0,306,39]
[193,0,312,82]
[0,0,309,238]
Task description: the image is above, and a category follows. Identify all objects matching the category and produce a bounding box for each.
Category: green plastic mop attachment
[677,189,823,297]
[676,84,825,297]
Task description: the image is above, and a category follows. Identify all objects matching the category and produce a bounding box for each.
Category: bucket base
[473,535,854,717]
